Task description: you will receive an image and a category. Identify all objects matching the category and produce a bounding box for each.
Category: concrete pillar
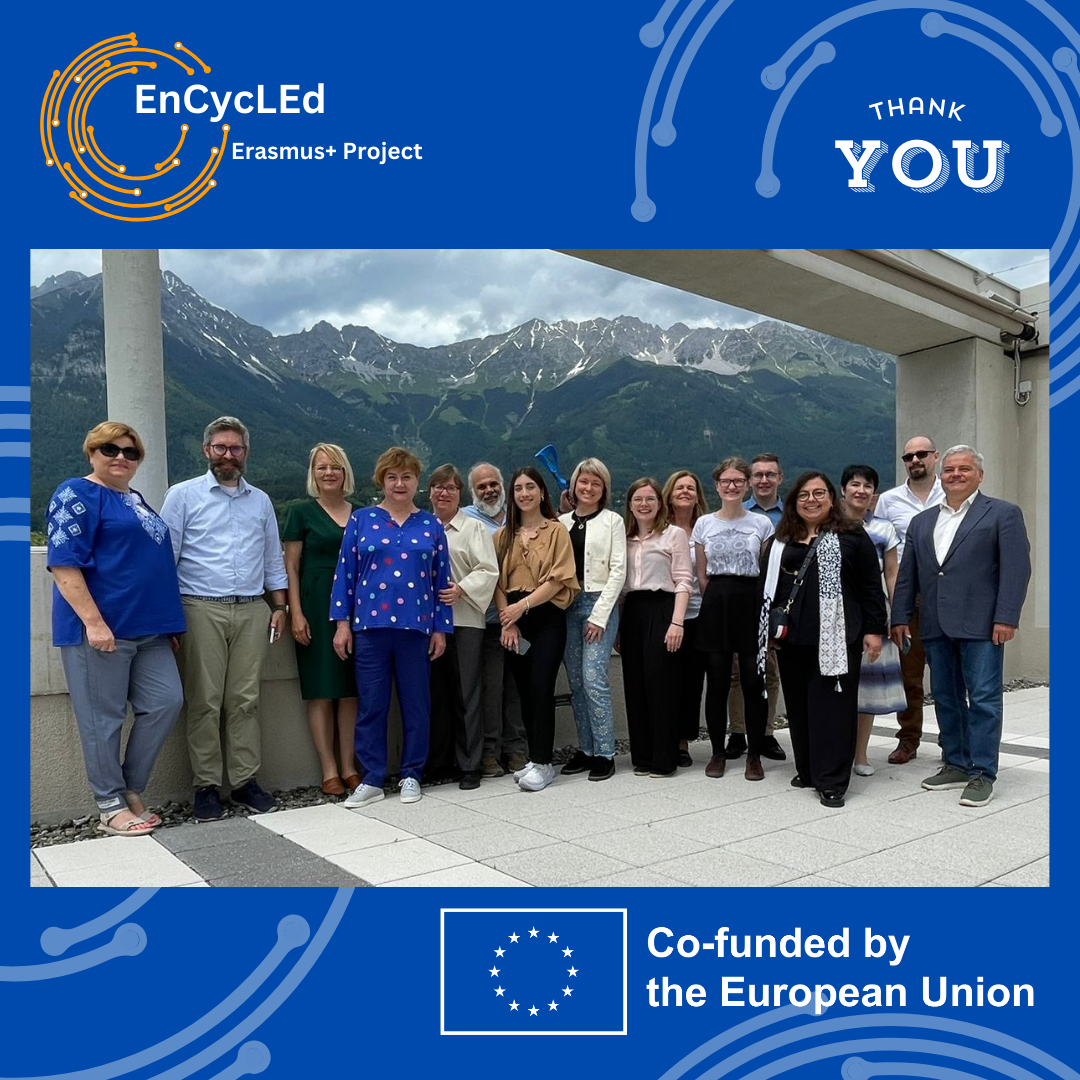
[895,338,1047,680]
[101,250,168,509]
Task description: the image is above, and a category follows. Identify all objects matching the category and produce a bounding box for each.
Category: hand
[499,600,527,628]
[890,624,910,650]
[583,621,603,644]
[86,620,115,652]
[269,608,287,644]
[439,582,462,605]
[429,631,446,660]
[613,632,621,655]
[664,623,684,652]
[501,626,521,652]
[992,623,1017,645]
[169,635,181,655]
[863,633,882,662]
[291,612,312,646]
[333,623,353,660]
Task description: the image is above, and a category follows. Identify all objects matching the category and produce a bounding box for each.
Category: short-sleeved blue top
[46,477,186,647]
[329,506,453,635]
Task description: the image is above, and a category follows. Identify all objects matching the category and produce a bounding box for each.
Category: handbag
[769,535,822,640]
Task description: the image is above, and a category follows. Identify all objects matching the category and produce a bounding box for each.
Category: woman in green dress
[283,443,360,795]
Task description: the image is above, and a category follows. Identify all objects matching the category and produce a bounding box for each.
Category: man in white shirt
[874,435,945,764]
[892,446,1030,808]
[161,417,288,822]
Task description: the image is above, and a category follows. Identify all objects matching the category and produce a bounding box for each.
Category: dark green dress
[282,500,358,701]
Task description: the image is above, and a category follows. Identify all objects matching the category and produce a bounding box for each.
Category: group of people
[44,416,1031,838]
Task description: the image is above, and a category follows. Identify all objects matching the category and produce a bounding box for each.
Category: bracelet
[671,622,683,628]
[525,597,531,613]
[272,604,287,612]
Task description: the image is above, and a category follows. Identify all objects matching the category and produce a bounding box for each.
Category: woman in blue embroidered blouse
[332,447,453,808]
[46,422,185,837]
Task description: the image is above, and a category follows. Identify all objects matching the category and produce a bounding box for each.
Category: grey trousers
[481,623,527,759]
[61,634,183,815]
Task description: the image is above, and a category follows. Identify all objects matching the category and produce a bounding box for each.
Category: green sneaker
[959,776,994,807]
[921,765,970,791]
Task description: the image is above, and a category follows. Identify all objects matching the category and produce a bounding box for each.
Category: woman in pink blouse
[620,478,693,777]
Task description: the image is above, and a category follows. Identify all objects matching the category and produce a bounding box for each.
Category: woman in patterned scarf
[757,471,887,808]
[46,422,185,836]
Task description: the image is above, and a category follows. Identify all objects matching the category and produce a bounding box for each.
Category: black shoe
[760,735,787,761]
[633,763,652,777]
[459,771,481,790]
[560,750,592,775]
[819,789,846,809]
[678,749,693,768]
[229,778,277,814]
[724,734,747,759]
[588,756,616,782]
[193,785,224,822]
[790,775,811,789]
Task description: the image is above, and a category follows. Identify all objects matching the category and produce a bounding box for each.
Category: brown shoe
[341,773,362,793]
[888,744,918,765]
[705,755,726,778]
[506,752,528,773]
[481,756,505,778]
[321,776,346,796]
[744,754,764,781]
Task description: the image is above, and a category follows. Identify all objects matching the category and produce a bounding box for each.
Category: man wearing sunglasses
[874,436,945,765]
[161,416,289,822]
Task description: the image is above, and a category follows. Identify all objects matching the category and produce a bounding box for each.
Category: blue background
[13,0,1062,1076]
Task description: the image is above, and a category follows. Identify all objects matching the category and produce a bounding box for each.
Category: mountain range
[30,269,897,528]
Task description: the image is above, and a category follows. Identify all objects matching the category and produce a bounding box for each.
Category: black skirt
[695,575,759,654]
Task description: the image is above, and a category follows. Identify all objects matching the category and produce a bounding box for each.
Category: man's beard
[474,494,505,519]
[211,460,244,483]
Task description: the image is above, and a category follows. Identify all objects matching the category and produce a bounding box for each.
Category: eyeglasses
[429,484,460,494]
[630,496,659,506]
[97,443,140,461]
[718,478,747,489]
[208,444,247,458]
[901,450,934,463]
[751,471,779,481]
[797,489,830,503]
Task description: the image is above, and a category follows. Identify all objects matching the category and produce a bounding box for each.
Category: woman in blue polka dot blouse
[331,447,453,808]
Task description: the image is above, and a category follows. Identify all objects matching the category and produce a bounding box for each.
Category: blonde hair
[373,446,422,485]
[307,443,355,497]
[82,421,145,462]
[568,458,612,510]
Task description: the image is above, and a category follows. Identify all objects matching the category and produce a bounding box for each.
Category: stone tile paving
[31,688,1049,888]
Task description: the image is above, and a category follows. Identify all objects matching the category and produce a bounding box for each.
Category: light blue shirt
[743,495,783,528]
[160,471,288,596]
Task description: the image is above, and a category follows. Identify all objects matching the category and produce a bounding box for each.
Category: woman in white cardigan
[558,458,627,781]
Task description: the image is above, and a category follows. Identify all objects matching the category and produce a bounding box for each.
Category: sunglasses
[901,450,934,463]
[98,443,140,461]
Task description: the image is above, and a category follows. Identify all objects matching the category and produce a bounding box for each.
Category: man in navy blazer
[891,445,1030,808]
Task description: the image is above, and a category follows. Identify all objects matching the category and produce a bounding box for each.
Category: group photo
[29,248,1050,888]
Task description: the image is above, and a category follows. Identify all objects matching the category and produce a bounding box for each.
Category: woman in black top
[758,471,887,808]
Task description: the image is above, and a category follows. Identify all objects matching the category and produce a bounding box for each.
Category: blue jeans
[354,629,432,787]
[922,636,1004,780]
[563,591,619,758]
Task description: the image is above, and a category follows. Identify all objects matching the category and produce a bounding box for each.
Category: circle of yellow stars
[489,926,578,1016]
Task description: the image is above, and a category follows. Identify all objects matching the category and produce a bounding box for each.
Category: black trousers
[428,633,463,777]
[703,647,766,755]
[676,617,706,742]
[504,595,567,766]
[776,642,862,794]
[621,590,679,774]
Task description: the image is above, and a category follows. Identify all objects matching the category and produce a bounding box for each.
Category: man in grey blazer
[891,445,1031,808]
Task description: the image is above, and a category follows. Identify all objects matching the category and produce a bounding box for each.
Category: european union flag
[441,908,627,1035]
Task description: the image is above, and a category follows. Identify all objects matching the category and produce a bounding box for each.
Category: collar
[571,508,602,526]
[905,477,944,502]
[941,489,980,515]
[744,494,782,512]
[443,510,468,532]
[204,469,250,495]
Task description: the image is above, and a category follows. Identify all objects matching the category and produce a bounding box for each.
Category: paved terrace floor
[31,687,1049,888]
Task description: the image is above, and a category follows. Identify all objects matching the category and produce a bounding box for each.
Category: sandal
[125,792,162,827]
[98,812,156,837]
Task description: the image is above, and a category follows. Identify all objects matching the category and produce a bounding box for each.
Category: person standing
[559,458,626,782]
[875,436,946,764]
[334,448,453,808]
[461,463,528,777]
[282,444,360,796]
[891,446,1031,808]
[692,458,774,781]
[161,417,288,822]
[47,422,185,836]
[728,453,785,761]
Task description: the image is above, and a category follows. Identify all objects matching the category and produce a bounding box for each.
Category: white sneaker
[344,783,385,808]
[513,760,535,784]
[399,777,422,803]
[518,763,556,792]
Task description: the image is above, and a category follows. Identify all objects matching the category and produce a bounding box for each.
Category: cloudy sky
[29,248,1049,347]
